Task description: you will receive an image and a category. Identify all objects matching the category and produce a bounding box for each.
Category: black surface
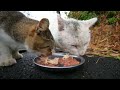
[0,52,120,79]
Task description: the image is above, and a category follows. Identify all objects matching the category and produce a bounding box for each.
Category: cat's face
[57,15,97,56]
[26,18,54,56]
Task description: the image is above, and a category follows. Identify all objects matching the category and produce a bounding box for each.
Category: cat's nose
[79,53,84,56]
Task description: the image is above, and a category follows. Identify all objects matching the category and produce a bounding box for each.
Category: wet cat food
[36,55,80,67]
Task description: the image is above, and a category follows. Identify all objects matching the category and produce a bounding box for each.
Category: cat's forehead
[66,18,79,24]
[65,18,80,29]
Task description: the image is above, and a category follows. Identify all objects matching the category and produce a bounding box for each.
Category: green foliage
[107,17,118,25]
[115,56,120,60]
[107,11,117,18]
[68,11,120,25]
[68,11,97,20]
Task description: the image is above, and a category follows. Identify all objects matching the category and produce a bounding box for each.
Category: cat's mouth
[39,46,50,49]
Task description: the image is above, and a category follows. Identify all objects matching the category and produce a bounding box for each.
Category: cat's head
[26,18,55,56]
[57,15,97,56]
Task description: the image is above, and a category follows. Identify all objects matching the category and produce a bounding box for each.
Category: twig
[96,57,104,64]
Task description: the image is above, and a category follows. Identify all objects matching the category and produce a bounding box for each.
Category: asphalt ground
[0,52,120,79]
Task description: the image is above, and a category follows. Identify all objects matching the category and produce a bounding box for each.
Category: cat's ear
[81,17,98,28]
[57,15,64,31]
[36,18,50,33]
[29,18,49,36]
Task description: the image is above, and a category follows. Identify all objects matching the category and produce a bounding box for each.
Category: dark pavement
[0,52,120,79]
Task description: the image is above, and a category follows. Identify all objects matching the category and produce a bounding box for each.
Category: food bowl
[33,53,85,72]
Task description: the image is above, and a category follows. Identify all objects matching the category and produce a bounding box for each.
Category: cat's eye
[71,45,78,48]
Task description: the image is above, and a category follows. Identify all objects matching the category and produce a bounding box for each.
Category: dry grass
[86,23,120,59]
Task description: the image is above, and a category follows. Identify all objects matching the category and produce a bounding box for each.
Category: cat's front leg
[0,44,17,66]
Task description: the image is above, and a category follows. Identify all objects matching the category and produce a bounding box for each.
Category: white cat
[57,15,97,56]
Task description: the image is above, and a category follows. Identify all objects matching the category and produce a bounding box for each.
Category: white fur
[80,17,98,28]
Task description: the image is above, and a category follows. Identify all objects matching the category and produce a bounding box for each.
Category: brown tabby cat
[0,11,55,66]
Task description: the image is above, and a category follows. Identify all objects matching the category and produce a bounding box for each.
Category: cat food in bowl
[33,53,85,72]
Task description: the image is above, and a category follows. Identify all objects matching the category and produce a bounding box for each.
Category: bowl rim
[33,53,85,69]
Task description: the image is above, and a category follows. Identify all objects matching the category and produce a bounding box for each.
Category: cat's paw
[0,58,17,66]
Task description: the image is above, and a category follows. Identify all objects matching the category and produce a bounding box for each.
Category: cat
[56,14,98,56]
[0,11,55,66]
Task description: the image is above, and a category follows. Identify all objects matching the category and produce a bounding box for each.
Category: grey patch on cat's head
[65,20,80,31]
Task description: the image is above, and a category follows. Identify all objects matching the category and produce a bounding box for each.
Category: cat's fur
[0,11,54,66]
